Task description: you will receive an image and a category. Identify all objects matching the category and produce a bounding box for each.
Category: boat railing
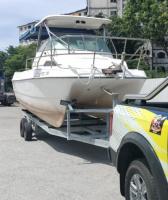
[59,35,150,58]
[27,51,146,69]
[26,35,151,71]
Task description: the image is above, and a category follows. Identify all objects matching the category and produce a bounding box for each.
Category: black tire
[24,122,33,141]
[125,159,159,200]
[20,118,27,137]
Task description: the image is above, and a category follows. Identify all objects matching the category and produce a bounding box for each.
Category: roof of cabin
[35,15,111,30]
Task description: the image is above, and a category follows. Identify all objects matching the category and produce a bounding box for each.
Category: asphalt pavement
[0,105,124,200]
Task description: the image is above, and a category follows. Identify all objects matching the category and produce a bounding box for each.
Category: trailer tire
[125,159,158,200]
[20,118,27,137]
[24,122,33,141]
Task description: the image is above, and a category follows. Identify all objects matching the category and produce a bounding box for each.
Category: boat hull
[13,77,145,127]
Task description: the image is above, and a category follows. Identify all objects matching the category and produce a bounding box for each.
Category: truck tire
[20,118,27,137]
[24,121,33,141]
[125,159,159,200]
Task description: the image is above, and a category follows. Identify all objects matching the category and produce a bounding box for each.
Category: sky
[0,0,86,50]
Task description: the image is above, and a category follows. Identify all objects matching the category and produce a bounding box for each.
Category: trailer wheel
[125,159,158,200]
[24,122,33,141]
[20,118,27,137]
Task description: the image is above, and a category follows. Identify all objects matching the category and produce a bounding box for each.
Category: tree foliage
[109,0,168,41]
[108,0,168,77]
[4,43,36,78]
[108,16,126,37]
[124,0,168,39]
[0,43,36,90]
[0,51,8,76]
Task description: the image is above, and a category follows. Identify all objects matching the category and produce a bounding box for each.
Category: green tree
[108,16,126,37]
[123,0,168,53]
[108,0,168,77]
[0,51,8,71]
[5,43,36,76]
[108,0,168,44]
[4,43,36,89]
[7,45,17,56]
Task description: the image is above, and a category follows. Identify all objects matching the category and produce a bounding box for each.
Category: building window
[157,52,166,59]
[111,11,117,16]
[111,0,117,2]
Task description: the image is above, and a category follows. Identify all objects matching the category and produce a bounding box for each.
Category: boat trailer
[20,102,114,149]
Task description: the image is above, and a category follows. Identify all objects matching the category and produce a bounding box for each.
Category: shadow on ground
[37,131,112,165]
[0,103,18,108]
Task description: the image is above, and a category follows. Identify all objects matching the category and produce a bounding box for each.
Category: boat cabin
[20,15,111,44]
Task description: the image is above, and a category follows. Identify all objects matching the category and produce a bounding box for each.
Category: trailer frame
[22,103,114,149]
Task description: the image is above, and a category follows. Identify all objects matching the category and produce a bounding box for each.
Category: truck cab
[0,75,15,106]
[111,78,168,200]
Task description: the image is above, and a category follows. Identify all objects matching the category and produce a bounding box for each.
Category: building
[152,43,168,72]
[68,0,126,17]
[87,0,126,17]
[66,8,88,16]
[18,21,39,45]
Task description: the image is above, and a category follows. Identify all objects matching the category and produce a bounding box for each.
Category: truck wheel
[24,122,33,141]
[20,118,27,137]
[125,159,158,200]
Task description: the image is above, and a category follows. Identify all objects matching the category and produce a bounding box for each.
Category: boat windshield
[39,35,111,53]
[61,36,111,53]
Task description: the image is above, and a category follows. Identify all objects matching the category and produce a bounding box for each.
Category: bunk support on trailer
[66,106,113,142]
[21,94,119,148]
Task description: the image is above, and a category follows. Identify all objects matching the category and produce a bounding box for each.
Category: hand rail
[60,34,149,42]
[29,33,151,72]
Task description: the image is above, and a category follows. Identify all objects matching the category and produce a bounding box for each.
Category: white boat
[13,15,148,127]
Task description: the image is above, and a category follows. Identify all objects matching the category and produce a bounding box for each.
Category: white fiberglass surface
[35,15,111,30]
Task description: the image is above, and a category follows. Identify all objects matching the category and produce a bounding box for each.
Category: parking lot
[0,105,124,200]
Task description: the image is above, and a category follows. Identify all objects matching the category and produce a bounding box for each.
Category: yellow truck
[111,104,168,200]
